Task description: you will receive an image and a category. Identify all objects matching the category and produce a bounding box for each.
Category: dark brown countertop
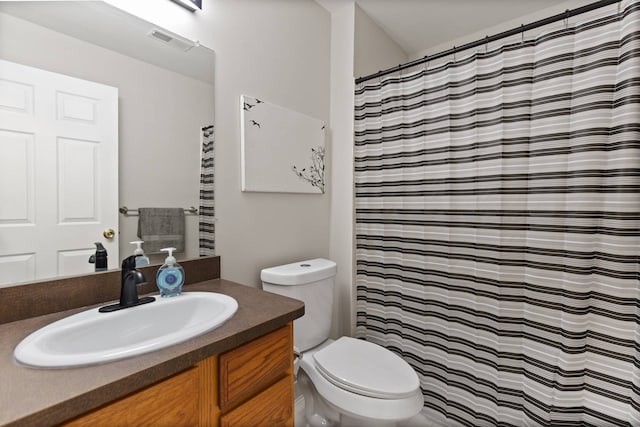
[0,279,304,427]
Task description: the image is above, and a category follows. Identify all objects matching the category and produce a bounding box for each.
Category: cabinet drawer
[219,324,292,410]
[220,376,293,427]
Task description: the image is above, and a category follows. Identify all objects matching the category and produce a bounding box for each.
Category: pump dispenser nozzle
[130,240,150,266]
[130,240,144,255]
[160,247,177,265]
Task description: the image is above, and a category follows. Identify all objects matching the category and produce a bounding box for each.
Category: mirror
[0,1,215,286]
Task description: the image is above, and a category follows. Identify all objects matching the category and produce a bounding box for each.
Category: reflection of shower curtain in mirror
[199,125,215,256]
[354,1,640,424]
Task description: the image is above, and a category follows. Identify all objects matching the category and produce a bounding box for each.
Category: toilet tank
[261,259,337,352]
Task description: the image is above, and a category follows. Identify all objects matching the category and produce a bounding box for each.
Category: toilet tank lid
[260,258,337,285]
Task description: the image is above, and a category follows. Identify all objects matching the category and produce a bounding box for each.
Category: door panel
[0,130,34,224]
[0,253,35,284]
[57,137,99,222]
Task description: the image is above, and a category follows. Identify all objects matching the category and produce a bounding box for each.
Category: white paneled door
[0,59,118,286]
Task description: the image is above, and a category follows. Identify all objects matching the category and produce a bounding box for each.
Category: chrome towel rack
[119,206,198,216]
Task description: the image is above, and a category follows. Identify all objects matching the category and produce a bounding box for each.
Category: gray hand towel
[137,208,185,254]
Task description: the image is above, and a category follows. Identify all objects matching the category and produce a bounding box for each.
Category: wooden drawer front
[62,367,199,427]
[219,324,292,410]
[220,376,293,427]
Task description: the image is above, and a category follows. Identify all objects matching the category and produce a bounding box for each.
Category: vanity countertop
[0,279,304,427]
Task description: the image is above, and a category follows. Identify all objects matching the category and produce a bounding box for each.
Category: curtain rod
[355,0,621,85]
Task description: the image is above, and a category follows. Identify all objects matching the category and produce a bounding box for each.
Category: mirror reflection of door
[0,59,119,285]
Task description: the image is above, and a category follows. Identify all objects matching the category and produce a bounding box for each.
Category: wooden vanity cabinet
[61,323,294,427]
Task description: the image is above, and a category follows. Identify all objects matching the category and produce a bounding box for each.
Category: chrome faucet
[99,255,155,313]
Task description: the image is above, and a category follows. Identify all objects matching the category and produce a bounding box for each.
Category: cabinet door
[220,376,293,427]
[219,324,292,410]
[62,367,200,427]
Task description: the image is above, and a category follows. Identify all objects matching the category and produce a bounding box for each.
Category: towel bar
[119,206,198,216]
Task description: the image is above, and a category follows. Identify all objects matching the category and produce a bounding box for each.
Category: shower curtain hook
[521,24,525,43]
[485,35,489,53]
[453,46,456,62]
[564,9,570,28]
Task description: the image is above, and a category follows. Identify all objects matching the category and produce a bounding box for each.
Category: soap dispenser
[156,247,184,297]
[130,240,150,267]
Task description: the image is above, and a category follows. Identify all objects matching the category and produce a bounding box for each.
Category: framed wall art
[240,95,326,194]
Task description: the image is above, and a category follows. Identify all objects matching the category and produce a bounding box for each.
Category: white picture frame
[240,95,326,194]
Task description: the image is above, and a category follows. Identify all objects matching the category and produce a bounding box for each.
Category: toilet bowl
[261,259,424,426]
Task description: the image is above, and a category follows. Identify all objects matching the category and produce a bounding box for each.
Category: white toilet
[261,258,424,427]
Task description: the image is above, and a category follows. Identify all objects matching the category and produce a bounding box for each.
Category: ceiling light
[170,0,201,12]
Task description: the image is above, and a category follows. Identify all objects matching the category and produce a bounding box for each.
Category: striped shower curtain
[199,124,215,256]
[354,1,640,425]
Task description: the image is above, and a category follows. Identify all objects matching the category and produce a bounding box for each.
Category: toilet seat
[299,338,424,421]
[313,337,420,399]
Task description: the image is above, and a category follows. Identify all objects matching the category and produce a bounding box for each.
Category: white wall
[318,0,355,337]
[317,0,407,337]
[0,11,213,264]
[105,0,332,287]
[354,4,408,79]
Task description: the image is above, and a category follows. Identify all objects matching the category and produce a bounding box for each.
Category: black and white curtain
[354,1,640,425]
[199,125,215,256]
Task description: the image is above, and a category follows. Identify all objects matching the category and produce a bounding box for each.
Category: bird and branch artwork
[292,146,325,194]
[240,94,326,194]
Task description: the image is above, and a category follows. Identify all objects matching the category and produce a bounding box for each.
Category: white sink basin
[14,292,238,368]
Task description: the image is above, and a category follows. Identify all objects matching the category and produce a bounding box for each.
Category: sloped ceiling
[355,0,597,57]
[0,1,214,83]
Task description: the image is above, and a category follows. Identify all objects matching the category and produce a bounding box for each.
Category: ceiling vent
[147,28,195,52]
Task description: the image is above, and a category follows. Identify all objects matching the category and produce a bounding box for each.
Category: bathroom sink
[14,292,238,368]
